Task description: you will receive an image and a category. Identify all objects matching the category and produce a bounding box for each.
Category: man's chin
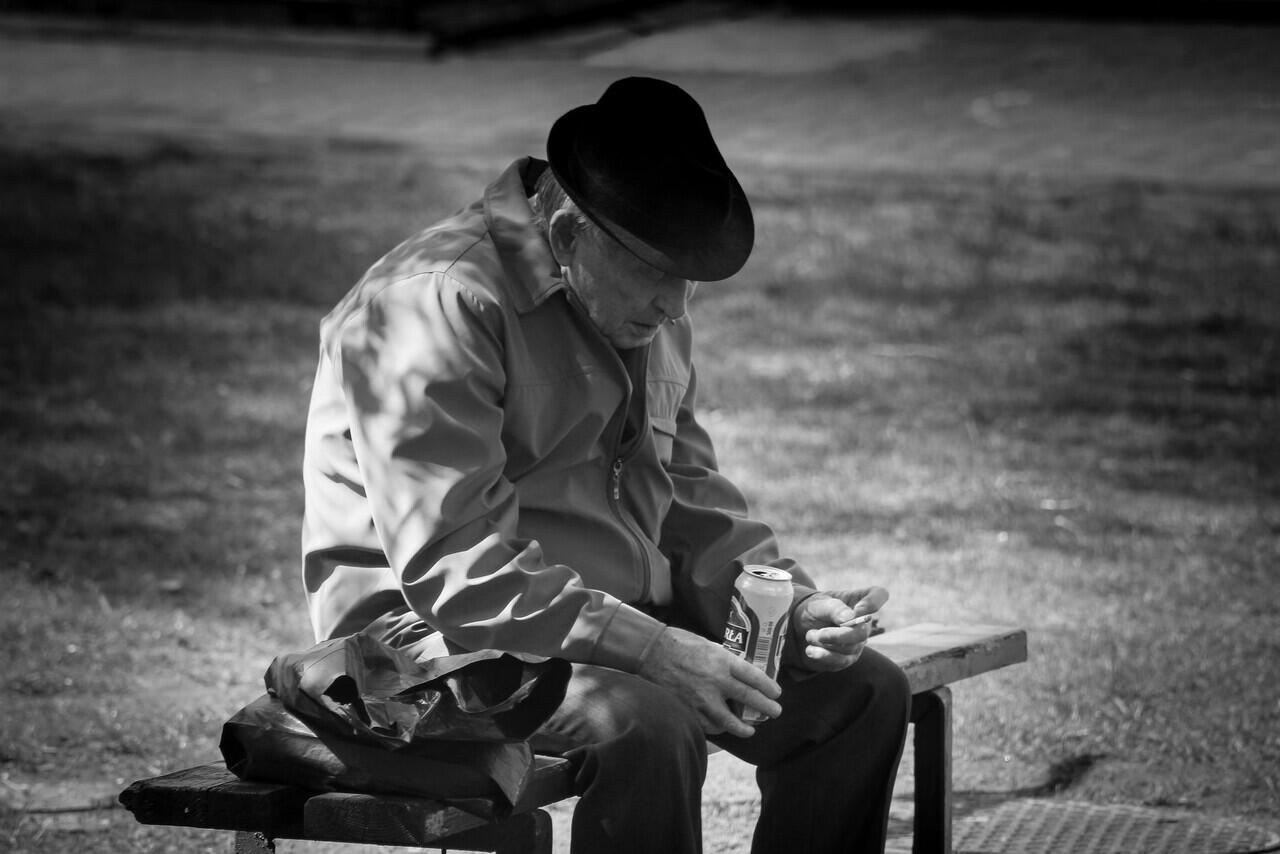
[614,323,661,349]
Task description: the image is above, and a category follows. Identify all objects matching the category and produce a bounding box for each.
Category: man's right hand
[636,626,782,738]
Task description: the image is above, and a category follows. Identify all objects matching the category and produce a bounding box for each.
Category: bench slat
[118,762,307,837]
[305,790,490,845]
[869,623,1027,695]
[302,755,573,846]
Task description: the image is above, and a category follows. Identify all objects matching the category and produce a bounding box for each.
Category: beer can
[722,565,793,723]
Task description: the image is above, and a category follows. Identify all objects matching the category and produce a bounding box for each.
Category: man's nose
[656,279,694,320]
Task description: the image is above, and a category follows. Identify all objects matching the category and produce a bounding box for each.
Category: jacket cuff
[587,602,668,674]
[783,584,822,679]
[791,583,819,615]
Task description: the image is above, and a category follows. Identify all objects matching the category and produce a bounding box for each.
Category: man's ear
[547,209,579,266]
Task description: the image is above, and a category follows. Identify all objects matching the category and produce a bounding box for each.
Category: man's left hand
[787,587,889,672]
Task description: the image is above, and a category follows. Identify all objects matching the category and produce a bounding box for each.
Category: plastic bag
[219,631,570,809]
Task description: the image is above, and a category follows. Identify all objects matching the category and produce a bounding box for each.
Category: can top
[743,566,793,583]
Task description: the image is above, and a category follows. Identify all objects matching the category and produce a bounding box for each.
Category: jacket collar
[484,157,567,315]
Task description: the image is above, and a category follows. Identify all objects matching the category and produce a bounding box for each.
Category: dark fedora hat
[546,76,753,282]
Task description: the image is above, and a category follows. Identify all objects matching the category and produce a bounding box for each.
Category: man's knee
[535,665,707,782]
[862,646,912,722]
[721,648,910,766]
[599,678,707,771]
[833,647,912,743]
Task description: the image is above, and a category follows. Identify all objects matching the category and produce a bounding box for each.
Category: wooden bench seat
[119,623,1026,854]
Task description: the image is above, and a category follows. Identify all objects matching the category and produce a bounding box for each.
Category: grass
[0,131,1277,851]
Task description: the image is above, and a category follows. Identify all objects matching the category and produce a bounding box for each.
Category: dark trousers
[529,647,911,854]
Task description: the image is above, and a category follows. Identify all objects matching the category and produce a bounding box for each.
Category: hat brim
[547,103,754,282]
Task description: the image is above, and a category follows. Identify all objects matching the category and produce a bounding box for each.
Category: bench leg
[911,686,952,854]
[233,831,275,854]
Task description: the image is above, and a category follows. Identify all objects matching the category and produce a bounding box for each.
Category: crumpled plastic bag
[219,631,570,810]
[266,631,568,745]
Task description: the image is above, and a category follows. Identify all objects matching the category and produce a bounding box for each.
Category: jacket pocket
[650,416,678,466]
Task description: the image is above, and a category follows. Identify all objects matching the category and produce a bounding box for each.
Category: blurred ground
[1,7,1277,853]
[2,8,1278,185]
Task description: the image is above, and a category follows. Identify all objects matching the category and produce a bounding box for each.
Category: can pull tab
[611,459,623,501]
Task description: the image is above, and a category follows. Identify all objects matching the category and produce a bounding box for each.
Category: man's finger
[804,643,864,669]
[807,594,853,621]
[807,624,872,649]
[725,680,783,720]
[698,709,727,736]
[704,700,756,738]
[852,586,889,614]
[721,718,756,739]
[727,656,782,699]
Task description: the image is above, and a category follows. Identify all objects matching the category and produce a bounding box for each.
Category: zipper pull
[611,458,623,501]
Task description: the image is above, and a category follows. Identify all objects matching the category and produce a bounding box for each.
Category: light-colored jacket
[302,158,815,675]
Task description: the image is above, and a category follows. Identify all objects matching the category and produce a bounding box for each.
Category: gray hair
[532,167,601,240]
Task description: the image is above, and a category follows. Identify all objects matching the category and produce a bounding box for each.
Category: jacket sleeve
[657,364,818,640]
[333,272,665,672]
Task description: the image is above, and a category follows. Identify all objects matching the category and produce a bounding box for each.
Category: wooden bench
[119,623,1026,854]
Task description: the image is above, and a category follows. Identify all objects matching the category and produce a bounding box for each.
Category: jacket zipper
[606,345,654,603]
[608,451,653,603]
[564,289,655,603]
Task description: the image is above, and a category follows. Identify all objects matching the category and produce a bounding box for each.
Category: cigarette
[841,613,877,628]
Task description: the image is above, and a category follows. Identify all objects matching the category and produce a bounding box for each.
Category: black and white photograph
[1,2,1277,852]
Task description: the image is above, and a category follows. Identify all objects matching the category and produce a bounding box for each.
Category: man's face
[561,221,695,350]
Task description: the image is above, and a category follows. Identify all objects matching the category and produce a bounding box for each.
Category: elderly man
[301,76,910,854]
